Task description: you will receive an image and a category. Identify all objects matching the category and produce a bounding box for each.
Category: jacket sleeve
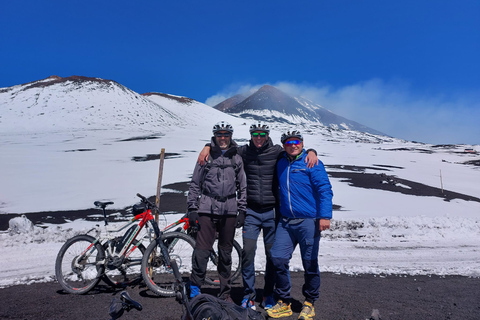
[237,144,247,159]
[309,161,333,219]
[235,155,247,212]
[187,162,205,211]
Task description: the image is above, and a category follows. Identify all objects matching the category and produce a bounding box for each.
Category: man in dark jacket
[198,123,318,310]
[267,130,333,320]
[187,121,247,302]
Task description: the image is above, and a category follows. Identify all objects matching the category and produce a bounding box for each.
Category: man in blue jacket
[267,130,333,320]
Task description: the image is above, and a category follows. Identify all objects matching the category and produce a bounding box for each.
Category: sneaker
[190,284,200,298]
[298,301,315,320]
[266,300,292,318]
[261,295,276,309]
[241,298,256,310]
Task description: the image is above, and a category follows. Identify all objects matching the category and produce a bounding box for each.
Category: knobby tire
[142,232,195,297]
[55,234,105,294]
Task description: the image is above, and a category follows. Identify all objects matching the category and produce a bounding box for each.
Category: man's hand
[305,150,319,168]
[197,146,211,166]
[188,211,199,228]
[235,210,246,228]
[319,219,330,231]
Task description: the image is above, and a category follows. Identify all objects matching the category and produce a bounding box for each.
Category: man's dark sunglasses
[285,140,301,145]
[251,132,267,137]
[215,132,232,137]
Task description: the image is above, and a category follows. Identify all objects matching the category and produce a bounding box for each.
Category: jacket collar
[248,137,274,152]
[285,149,306,163]
[210,137,238,157]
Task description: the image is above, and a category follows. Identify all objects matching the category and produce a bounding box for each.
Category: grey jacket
[187,138,247,216]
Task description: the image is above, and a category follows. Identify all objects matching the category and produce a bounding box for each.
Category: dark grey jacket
[187,138,247,216]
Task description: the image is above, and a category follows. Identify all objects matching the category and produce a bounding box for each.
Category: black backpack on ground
[183,294,265,320]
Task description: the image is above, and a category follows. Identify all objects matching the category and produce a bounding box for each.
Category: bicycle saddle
[120,291,143,311]
[94,201,114,209]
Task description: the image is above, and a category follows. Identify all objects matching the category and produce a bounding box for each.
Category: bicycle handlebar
[136,193,156,208]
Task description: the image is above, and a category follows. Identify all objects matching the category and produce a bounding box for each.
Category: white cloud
[205,79,480,145]
[204,83,261,107]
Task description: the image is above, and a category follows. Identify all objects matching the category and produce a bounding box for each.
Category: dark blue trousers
[241,208,276,300]
[270,217,321,304]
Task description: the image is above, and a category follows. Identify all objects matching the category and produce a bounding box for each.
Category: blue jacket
[276,149,333,220]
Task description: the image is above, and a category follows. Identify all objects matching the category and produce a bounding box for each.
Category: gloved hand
[188,211,199,228]
[235,210,246,228]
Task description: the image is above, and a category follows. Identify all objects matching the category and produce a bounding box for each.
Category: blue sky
[1,0,479,145]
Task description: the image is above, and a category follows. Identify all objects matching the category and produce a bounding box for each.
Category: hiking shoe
[189,284,200,298]
[261,295,275,309]
[298,301,315,320]
[241,298,256,310]
[266,300,292,318]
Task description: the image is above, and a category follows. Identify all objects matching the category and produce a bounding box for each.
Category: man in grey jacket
[187,121,247,302]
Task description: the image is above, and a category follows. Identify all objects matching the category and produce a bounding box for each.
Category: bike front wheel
[142,231,195,297]
[55,234,105,294]
[102,238,146,288]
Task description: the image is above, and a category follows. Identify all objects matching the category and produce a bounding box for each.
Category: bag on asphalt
[184,294,265,320]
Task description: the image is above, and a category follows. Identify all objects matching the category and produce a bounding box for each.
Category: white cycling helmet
[249,122,270,134]
[212,121,234,134]
[281,130,303,144]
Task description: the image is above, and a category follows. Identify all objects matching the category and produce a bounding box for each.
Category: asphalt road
[1,272,479,320]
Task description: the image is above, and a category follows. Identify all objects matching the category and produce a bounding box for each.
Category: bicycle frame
[101,209,158,258]
[80,203,162,275]
[161,214,190,234]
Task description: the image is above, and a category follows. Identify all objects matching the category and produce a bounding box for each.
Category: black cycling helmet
[212,121,234,134]
[281,130,303,144]
[249,122,270,134]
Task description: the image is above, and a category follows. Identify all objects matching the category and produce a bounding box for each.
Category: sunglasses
[251,132,267,137]
[284,140,301,145]
[215,133,232,137]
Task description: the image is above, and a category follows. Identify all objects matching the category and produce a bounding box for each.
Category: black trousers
[190,214,237,298]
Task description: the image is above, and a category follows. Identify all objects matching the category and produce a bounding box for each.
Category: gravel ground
[1,272,479,320]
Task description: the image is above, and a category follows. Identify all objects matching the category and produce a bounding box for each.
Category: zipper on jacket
[286,161,296,218]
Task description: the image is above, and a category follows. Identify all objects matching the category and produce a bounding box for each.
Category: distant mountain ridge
[1,76,389,143]
[0,75,235,134]
[213,85,386,136]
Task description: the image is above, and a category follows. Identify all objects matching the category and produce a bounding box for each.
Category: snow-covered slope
[142,92,243,128]
[0,76,185,133]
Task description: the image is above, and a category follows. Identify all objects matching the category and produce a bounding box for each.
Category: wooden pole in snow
[440,169,444,194]
[155,148,166,223]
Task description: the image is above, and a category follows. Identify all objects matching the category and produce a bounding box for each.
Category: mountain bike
[142,212,243,297]
[55,193,189,294]
[161,213,242,286]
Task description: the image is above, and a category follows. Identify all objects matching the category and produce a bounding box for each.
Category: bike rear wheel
[102,238,146,288]
[204,239,242,286]
[142,232,195,297]
[55,234,105,294]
